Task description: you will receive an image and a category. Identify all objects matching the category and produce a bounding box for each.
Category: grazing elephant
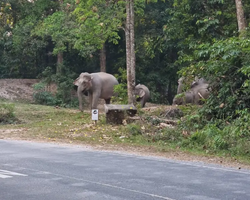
[193,85,210,104]
[173,78,210,105]
[74,72,118,111]
[172,91,194,105]
[134,84,150,107]
[191,77,209,88]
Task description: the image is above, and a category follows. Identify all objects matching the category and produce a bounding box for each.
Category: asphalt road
[1,140,250,200]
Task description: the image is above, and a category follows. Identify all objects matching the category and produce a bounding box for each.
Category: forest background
[1,0,250,159]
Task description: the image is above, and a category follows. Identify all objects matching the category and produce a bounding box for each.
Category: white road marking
[0,169,27,179]
[25,168,175,200]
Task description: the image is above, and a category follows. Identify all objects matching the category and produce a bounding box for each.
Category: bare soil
[0,79,249,170]
[0,79,39,102]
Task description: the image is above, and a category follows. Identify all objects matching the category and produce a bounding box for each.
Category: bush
[35,66,79,108]
[55,75,78,108]
[112,68,128,104]
[126,123,142,136]
[33,83,56,105]
[0,103,18,124]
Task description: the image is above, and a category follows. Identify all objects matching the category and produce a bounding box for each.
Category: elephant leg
[77,88,83,111]
[105,98,111,104]
[185,92,194,104]
[91,93,99,109]
[89,93,93,109]
[141,99,145,108]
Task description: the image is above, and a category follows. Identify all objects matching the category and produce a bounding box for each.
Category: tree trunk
[235,0,246,33]
[100,43,106,72]
[129,0,136,97]
[125,0,136,105]
[57,52,63,74]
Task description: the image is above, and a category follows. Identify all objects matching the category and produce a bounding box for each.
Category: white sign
[92,109,98,120]
[0,169,27,179]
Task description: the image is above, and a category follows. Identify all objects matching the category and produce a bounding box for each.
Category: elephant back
[135,84,150,98]
[92,72,118,99]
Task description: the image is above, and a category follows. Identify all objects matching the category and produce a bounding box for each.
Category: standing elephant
[134,84,150,107]
[173,79,210,105]
[74,72,118,111]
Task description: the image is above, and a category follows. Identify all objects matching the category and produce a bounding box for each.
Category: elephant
[177,77,185,94]
[173,79,210,105]
[191,77,209,88]
[172,91,194,105]
[74,72,118,111]
[134,84,150,108]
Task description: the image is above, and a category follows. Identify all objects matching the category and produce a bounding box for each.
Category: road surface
[1,139,250,200]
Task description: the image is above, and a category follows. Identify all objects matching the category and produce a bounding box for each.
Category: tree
[0,0,59,78]
[235,0,246,34]
[100,43,106,72]
[126,0,136,104]
[33,1,77,75]
[73,0,124,62]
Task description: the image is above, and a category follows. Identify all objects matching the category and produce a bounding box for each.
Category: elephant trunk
[77,88,83,111]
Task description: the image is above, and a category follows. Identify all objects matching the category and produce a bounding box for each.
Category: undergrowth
[0,102,20,124]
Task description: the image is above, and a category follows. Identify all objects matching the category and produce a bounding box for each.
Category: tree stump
[104,104,137,124]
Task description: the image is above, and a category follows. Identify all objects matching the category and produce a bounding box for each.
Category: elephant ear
[73,77,81,86]
[83,73,92,81]
[74,73,93,86]
[138,89,145,98]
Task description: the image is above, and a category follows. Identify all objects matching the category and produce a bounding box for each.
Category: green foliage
[33,6,77,55]
[35,65,79,108]
[145,116,161,125]
[0,103,17,124]
[0,0,59,78]
[33,83,56,106]
[173,106,250,156]
[54,73,79,108]
[73,0,125,56]
[179,36,250,121]
[125,123,142,136]
[166,0,250,158]
[180,118,250,156]
[112,67,128,104]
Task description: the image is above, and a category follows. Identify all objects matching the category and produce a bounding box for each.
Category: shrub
[33,82,56,105]
[126,123,142,136]
[35,66,79,108]
[112,68,128,104]
[0,103,18,124]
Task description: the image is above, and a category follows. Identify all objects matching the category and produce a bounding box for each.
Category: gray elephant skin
[173,77,210,105]
[134,84,150,107]
[177,77,185,94]
[74,72,118,111]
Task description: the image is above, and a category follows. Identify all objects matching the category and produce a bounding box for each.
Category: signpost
[92,109,98,124]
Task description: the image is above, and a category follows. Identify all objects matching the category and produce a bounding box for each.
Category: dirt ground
[0,79,39,101]
[0,79,249,170]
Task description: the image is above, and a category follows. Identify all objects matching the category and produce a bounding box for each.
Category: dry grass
[0,100,132,146]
